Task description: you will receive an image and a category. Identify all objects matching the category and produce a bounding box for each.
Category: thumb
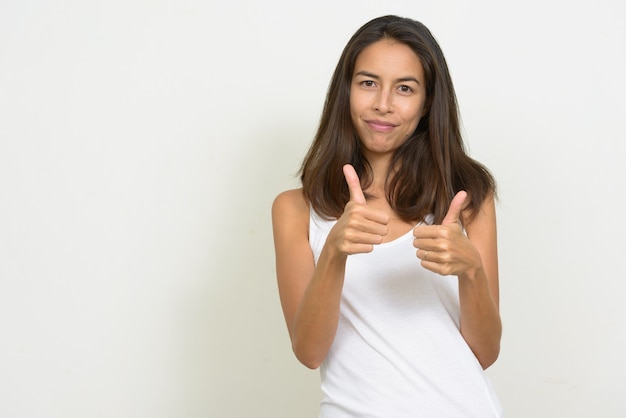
[343,164,366,204]
[442,191,467,225]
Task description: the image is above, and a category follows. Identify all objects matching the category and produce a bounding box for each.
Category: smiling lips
[365,119,397,132]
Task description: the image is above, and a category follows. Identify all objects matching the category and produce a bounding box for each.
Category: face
[350,39,427,161]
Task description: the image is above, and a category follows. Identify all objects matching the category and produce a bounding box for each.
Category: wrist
[458,263,485,285]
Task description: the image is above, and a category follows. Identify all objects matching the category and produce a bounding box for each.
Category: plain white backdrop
[1,0,624,417]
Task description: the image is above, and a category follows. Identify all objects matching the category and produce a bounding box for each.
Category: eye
[360,80,376,88]
[398,85,413,94]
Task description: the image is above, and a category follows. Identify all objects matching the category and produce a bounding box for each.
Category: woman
[272,15,503,417]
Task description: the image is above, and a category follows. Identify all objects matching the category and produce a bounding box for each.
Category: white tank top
[309,209,503,417]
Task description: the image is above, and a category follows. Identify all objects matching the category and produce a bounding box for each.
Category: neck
[366,150,393,173]
[363,156,392,198]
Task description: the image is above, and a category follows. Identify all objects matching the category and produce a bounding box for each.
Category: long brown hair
[300,15,496,224]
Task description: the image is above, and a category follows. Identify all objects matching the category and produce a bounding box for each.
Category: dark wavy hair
[299,15,496,224]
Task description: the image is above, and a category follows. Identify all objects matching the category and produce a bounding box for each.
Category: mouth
[365,119,397,132]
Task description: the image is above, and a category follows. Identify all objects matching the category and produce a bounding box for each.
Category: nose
[373,90,393,114]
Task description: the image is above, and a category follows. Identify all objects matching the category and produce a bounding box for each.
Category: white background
[1,1,624,417]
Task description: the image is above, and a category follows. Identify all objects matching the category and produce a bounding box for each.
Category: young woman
[272,15,503,417]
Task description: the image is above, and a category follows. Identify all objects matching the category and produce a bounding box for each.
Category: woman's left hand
[413,191,483,278]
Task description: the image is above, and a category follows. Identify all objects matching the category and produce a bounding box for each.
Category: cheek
[350,92,365,112]
[349,104,359,126]
[349,95,367,124]
[407,100,427,123]
[401,109,422,138]
[399,103,422,124]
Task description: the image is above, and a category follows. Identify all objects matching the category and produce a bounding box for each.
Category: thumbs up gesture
[413,191,482,276]
[327,165,389,255]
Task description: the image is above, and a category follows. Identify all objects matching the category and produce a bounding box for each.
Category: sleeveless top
[309,209,503,418]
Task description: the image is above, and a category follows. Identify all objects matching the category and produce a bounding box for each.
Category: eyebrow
[354,70,421,85]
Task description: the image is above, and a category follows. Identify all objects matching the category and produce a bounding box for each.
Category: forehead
[353,39,424,78]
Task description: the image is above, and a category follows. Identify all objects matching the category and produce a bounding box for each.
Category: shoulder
[272,188,310,233]
[272,188,309,217]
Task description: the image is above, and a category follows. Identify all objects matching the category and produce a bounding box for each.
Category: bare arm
[457,194,501,369]
[272,189,345,369]
[272,166,388,369]
[413,192,501,369]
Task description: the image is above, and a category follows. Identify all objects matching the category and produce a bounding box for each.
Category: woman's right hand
[327,164,389,255]
[272,165,389,368]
